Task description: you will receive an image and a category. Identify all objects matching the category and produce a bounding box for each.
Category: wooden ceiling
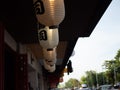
[1,0,112,79]
[1,0,112,43]
[26,41,67,60]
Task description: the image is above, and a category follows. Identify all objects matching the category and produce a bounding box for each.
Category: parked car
[114,82,120,90]
[80,84,90,90]
[98,85,113,90]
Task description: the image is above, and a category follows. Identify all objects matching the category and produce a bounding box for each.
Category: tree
[114,49,120,82]
[103,49,120,84]
[103,60,115,83]
[115,49,120,60]
[97,72,107,85]
[80,70,98,88]
[80,76,87,84]
[65,78,80,88]
[86,70,97,87]
[79,70,108,88]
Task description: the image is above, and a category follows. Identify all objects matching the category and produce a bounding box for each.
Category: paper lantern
[43,60,56,72]
[33,0,65,26]
[38,26,59,49]
[43,48,57,65]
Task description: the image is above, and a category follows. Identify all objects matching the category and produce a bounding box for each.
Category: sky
[60,0,120,84]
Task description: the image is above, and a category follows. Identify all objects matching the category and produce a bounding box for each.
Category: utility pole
[111,60,117,84]
[96,72,98,89]
[113,63,117,84]
[102,65,105,84]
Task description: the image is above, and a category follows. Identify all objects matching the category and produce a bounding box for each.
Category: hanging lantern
[43,60,56,72]
[43,48,57,65]
[38,26,59,49]
[33,0,65,26]
[45,58,56,66]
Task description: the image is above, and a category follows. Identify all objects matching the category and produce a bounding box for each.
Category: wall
[4,30,45,90]
[4,30,17,51]
[27,48,45,90]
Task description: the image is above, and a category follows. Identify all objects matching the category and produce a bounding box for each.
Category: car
[80,84,90,90]
[98,85,113,90]
[114,82,120,89]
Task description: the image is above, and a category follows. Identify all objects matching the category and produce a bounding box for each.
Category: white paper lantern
[38,26,59,49]
[45,58,56,66]
[33,0,65,26]
[43,60,56,72]
[43,48,57,65]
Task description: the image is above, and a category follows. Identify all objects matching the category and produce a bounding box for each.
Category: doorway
[4,44,16,90]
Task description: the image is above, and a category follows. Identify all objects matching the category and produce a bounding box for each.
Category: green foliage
[98,72,106,85]
[57,84,65,88]
[115,49,120,60]
[79,49,120,86]
[80,76,87,84]
[64,78,80,88]
[102,49,120,84]
[64,49,120,88]
[80,70,98,87]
